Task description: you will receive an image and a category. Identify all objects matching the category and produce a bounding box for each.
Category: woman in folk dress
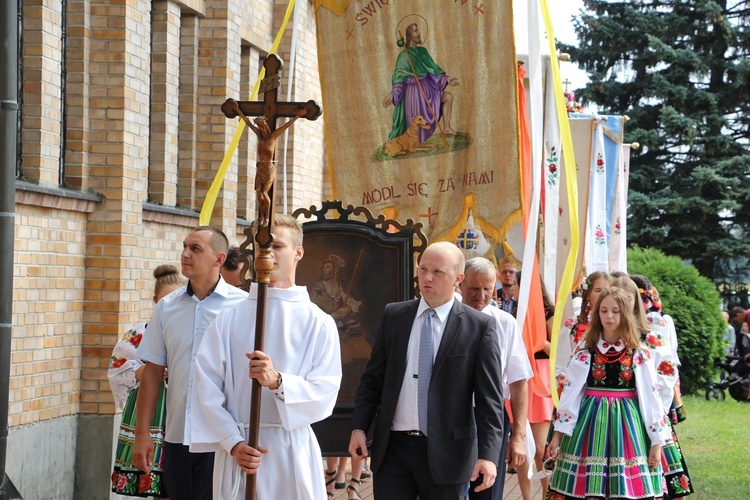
[546,287,671,500]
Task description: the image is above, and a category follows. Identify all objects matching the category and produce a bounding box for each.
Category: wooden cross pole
[220,54,321,500]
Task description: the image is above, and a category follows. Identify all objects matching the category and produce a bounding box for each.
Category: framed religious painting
[293,200,426,455]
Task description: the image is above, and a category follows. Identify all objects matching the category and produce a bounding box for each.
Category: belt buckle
[405,430,423,437]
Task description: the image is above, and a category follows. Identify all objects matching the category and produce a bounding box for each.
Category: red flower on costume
[645,334,663,348]
[129,333,143,347]
[620,368,633,382]
[658,361,676,376]
[594,354,606,365]
[116,474,127,491]
[680,475,690,490]
[111,357,126,369]
[592,367,606,381]
[621,354,632,367]
[138,474,152,493]
[597,158,604,166]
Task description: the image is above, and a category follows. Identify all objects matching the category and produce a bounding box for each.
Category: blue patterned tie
[418,308,435,435]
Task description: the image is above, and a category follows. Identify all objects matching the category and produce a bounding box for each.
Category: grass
[675,395,750,498]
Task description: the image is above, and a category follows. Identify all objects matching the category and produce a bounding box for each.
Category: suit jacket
[352,299,505,484]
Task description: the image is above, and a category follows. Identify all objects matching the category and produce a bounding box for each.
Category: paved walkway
[329,462,544,499]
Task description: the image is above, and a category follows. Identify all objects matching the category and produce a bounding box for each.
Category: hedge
[628,246,725,395]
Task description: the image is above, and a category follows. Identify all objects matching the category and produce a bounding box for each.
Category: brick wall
[11,1,327,493]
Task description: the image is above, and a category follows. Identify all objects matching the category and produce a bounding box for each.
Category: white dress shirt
[392,297,455,431]
[480,304,534,398]
[137,277,248,444]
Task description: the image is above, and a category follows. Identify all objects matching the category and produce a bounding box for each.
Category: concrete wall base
[6,415,78,499]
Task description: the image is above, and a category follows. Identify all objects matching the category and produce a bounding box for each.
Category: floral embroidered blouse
[555,338,671,446]
[641,315,680,411]
[107,324,146,409]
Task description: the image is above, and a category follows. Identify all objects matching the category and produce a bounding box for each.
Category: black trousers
[163,441,214,500]
[468,411,511,500]
[373,431,465,500]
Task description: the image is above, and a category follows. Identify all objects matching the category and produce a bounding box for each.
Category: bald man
[349,242,505,498]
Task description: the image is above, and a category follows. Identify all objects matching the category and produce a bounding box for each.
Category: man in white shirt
[133,226,248,499]
[460,257,534,500]
[189,214,342,499]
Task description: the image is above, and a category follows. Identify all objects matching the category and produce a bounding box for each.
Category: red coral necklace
[599,348,627,364]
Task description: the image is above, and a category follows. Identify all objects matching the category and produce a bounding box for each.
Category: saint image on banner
[384,18,459,144]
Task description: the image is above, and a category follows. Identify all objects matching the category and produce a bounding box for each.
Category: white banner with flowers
[586,119,608,273]
[609,144,631,273]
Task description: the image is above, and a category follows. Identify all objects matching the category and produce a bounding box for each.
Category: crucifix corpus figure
[220,54,321,232]
[228,101,308,226]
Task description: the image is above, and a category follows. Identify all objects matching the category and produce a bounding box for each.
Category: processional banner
[555,116,595,288]
[314,0,521,242]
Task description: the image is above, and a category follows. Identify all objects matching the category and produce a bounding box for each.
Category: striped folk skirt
[661,422,693,498]
[548,388,663,499]
[111,382,169,498]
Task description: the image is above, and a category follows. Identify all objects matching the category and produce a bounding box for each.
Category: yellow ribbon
[539,0,581,406]
[199,0,297,226]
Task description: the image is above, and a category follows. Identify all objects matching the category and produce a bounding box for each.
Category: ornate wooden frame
[292,200,427,455]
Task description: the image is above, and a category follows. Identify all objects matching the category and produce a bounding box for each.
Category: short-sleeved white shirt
[479,304,533,399]
[138,277,248,444]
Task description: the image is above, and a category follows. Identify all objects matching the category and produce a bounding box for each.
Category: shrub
[628,246,725,395]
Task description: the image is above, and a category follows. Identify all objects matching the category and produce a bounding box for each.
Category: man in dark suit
[348,242,505,498]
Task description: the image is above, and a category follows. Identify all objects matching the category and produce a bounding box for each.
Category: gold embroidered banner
[315,0,521,242]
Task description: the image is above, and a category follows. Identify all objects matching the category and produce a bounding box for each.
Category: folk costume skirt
[660,422,693,498]
[548,388,663,500]
[111,382,168,497]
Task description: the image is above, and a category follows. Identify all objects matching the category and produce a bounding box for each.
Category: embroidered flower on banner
[596,153,605,174]
[546,146,559,186]
[614,218,621,235]
[595,225,606,246]
[564,317,575,329]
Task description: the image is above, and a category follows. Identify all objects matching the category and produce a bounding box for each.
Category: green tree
[628,246,725,395]
[562,0,750,283]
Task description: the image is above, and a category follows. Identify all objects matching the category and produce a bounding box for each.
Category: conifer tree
[563,0,750,283]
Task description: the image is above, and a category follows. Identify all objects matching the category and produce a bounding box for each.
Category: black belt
[394,430,425,437]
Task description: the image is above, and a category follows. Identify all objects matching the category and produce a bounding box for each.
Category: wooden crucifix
[221,54,321,500]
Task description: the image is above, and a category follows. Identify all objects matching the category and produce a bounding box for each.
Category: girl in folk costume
[556,272,615,390]
[615,277,694,498]
[109,264,184,498]
[546,287,671,500]
[572,272,616,345]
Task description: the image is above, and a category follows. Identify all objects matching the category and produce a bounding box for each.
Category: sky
[514,0,589,90]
